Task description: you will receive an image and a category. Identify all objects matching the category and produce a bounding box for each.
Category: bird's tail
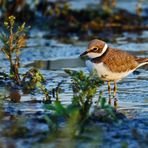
[136,58,148,67]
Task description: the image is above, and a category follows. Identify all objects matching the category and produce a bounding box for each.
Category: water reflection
[24,57,85,70]
[24,56,147,71]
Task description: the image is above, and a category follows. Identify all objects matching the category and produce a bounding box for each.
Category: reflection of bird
[80,39,148,107]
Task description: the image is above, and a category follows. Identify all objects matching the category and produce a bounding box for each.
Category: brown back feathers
[92,48,139,73]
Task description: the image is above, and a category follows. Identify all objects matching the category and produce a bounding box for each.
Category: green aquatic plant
[44,69,124,139]
[0,16,29,85]
[45,70,104,136]
[22,68,51,102]
[0,16,52,101]
[65,69,104,122]
[52,80,64,101]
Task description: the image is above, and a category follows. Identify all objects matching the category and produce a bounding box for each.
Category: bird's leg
[107,81,112,105]
[113,81,118,108]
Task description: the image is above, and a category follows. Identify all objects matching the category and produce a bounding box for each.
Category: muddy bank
[0,1,148,40]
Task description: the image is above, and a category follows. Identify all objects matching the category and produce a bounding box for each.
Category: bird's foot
[114,98,118,108]
[108,97,112,105]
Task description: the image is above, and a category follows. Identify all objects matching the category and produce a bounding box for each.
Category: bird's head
[80,39,108,58]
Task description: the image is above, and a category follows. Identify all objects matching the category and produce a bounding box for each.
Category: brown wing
[136,58,148,64]
[102,48,139,73]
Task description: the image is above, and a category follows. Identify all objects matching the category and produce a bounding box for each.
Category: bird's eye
[92,47,98,51]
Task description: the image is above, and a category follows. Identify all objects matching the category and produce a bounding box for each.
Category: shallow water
[0,28,148,147]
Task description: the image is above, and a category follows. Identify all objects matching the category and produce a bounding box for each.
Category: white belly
[86,61,134,81]
[94,62,135,81]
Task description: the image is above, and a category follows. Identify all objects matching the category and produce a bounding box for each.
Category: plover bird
[80,39,148,107]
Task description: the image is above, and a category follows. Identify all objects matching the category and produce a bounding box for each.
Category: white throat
[87,43,108,58]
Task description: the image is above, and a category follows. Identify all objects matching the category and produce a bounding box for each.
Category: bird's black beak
[80,51,88,57]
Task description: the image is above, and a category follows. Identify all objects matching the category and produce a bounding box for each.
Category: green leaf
[45,104,56,111]
[54,101,67,116]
